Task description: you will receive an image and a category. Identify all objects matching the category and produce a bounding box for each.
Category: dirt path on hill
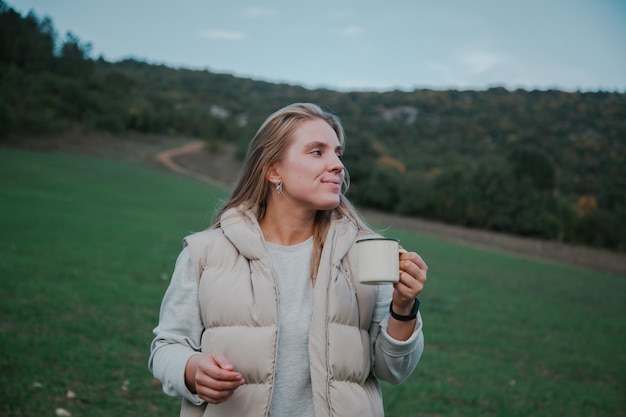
[157,139,626,276]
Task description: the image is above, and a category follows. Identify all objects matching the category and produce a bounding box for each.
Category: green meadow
[1,147,624,417]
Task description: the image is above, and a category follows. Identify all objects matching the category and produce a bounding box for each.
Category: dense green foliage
[1,148,624,417]
[1,1,625,250]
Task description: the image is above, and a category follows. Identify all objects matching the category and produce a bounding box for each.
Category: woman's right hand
[185,353,246,404]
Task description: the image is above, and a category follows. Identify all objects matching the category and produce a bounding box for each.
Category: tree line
[1,1,624,251]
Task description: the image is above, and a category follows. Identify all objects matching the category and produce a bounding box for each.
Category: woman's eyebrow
[304,141,327,150]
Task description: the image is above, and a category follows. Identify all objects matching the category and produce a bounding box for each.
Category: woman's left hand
[392,250,428,314]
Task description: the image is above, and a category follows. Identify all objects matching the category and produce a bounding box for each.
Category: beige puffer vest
[179,207,382,417]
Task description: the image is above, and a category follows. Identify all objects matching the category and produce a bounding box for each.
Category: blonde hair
[213,102,372,279]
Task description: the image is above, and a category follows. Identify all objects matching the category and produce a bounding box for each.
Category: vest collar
[220,205,358,263]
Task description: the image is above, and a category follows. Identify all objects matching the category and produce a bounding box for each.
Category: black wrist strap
[389,298,420,321]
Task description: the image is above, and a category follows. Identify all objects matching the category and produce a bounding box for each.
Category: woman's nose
[329,154,344,171]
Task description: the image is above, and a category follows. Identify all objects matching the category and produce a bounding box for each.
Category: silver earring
[275,180,283,195]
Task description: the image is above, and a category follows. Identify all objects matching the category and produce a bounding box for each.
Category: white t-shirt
[266,237,315,417]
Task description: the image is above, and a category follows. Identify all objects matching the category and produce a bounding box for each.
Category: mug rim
[356,237,400,243]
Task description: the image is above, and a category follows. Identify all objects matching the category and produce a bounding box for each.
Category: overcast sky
[8,0,626,92]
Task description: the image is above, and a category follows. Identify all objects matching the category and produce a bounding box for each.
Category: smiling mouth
[322,180,342,193]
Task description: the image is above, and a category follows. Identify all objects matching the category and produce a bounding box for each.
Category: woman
[149,103,427,417]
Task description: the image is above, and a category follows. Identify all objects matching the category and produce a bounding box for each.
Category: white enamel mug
[356,237,403,285]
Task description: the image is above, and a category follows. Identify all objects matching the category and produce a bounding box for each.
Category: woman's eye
[312,150,322,156]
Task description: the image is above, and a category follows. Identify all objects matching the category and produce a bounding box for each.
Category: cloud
[457,49,506,74]
[341,25,362,37]
[425,49,513,89]
[198,30,246,40]
[244,6,275,18]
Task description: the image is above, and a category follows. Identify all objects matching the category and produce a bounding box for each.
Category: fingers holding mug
[396,250,427,298]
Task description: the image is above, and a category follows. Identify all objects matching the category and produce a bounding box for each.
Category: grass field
[1,147,624,417]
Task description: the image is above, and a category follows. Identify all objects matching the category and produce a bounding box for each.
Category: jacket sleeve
[148,247,205,405]
[370,284,424,384]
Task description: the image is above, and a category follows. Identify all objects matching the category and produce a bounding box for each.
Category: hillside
[1,1,625,252]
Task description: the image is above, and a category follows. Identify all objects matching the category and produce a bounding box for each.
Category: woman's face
[273,118,345,212]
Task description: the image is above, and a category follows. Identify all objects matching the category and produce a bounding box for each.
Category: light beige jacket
[177,207,418,417]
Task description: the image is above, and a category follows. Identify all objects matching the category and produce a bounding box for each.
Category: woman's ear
[266,163,281,184]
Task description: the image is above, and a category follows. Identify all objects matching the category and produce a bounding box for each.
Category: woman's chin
[317,198,341,211]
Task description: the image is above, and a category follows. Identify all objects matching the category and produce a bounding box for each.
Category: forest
[1,0,624,251]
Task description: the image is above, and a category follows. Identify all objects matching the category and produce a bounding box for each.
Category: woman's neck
[260,205,315,246]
